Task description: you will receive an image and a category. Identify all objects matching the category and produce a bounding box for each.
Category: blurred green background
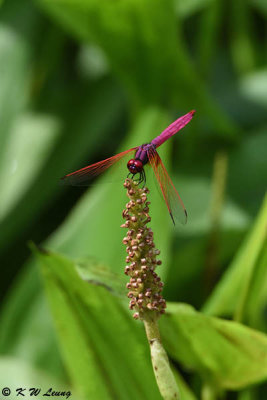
[0,0,266,399]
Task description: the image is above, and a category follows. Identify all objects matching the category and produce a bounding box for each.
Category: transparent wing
[61,147,137,186]
[147,147,187,225]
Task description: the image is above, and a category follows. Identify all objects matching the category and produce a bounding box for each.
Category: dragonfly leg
[137,169,146,188]
[141,170,147,188]
[127,172,136,180]
[133,174,141,183]
[127,170,146,187]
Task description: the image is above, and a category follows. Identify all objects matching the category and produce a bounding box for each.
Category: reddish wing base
[147,147,187,225]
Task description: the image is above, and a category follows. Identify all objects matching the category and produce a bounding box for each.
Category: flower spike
[122,178,166,320]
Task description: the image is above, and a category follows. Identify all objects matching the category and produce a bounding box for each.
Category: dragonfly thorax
[127,159,143,175]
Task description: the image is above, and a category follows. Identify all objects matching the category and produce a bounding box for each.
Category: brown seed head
[122,178,166,319]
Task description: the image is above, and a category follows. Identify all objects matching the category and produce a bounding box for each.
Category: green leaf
[250,0,267,16]
[238,388,256,400]
[173,368,198,400]
[0,262,66,381]
[160,303,267,389]
[35,247,162,400]
[228,129,267,215]
[203,193,267,320]
[0,23,30,178]
[0,357,71,397]
[196,0,223,75]
[173,176,250,236]
[244,244,267,331]
[175,0,214,18]
[240,69,267,108]
[0,113,60,220]
[229,0,256,75]
[36,0,180,106]
[76,258,127,298]
[165,230,247,306]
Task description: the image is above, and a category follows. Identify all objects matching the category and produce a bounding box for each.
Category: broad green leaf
[0,263,39,354]
[76,258,126,298]
[160,303,267,389]
[245,244,267,331]
[0,23,30,177]
[0,262,66,381]
[203,193,267,319]
[0,0,46,178]
[0,113,60,220]
[240,69,267,108]
[36,247,162,400]
[175,0,214,18]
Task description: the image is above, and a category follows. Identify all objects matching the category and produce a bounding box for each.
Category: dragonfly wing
[147,147,187,225]
[61,147,137,186]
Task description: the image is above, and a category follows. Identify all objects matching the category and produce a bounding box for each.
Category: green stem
[205,151,228,293]
[197,0,223,76]
[210,150,228,229]
[230,0,255,75]
[202,383,216,400]
[201,382,224,400]
[143,316,179,400]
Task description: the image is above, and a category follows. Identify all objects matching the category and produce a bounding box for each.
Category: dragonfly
[61,110,195,225]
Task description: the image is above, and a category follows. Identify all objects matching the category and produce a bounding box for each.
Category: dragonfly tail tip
[170,213,175,226]
[183,209,188,225]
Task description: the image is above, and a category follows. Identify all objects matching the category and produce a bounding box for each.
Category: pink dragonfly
[61,110,195,225]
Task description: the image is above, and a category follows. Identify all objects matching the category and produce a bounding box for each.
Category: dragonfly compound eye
[127,159,143,174]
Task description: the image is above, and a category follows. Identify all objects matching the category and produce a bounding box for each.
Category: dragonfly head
[127,159,143,175]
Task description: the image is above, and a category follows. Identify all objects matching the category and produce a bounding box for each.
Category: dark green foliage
[0,0,266,399]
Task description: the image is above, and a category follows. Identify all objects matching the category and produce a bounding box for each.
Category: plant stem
[202,382,225,400]
[210,151,228,230]
[202,383,217,400]
[205,150,228,294]
[143,316,179,400]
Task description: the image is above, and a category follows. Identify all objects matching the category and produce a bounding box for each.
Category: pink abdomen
[151,110,195,148]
